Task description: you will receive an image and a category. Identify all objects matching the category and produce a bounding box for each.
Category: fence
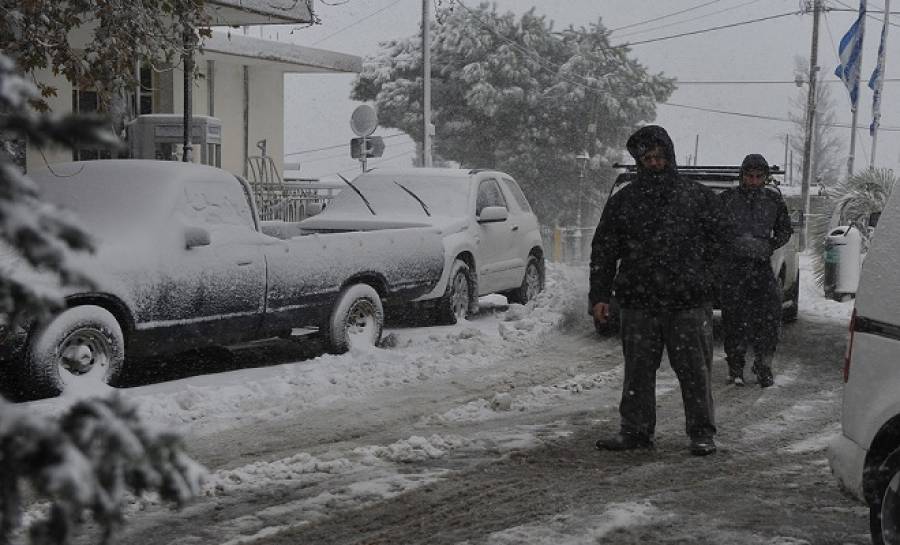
[541,226,594,264]
[246,155,342,222]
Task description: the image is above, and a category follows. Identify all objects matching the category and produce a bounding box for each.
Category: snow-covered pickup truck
[595,164,801,332]
[2,160,444,399]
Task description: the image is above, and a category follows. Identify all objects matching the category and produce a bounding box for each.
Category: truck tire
[507,256,544,304]
[325,284,384,353]
[436,259,473,325]
[22,305,125,399]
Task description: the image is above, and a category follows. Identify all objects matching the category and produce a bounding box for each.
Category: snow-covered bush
[809,167,896,286]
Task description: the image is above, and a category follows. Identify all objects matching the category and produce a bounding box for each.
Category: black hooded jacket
[589,126,734,310]
[719,158,793,265]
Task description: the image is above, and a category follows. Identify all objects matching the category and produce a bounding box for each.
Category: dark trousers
[720,261,782,372]
[618,306,716,440]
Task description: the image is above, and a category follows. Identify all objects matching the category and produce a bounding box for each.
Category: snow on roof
[205,31,362,74]
[205,0,314,26]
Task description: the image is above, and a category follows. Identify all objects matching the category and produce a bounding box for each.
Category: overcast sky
[270,0,899,181]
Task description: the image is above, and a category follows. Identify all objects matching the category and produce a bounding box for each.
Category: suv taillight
[843,308,857,383]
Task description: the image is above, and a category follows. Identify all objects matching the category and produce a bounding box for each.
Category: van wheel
[22,306,125,399]
[325,284,384,353]
[507,256,544,304]
[436,260,473,325]
[782,269,800,323]
[871,448,900,545]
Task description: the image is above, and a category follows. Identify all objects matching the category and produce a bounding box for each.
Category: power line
[609,0,723,33]
[825,0,900,28]
[614,0,764,39]
[285,132,409,157]
[620,10,801,46]
[663,101,900,131]
[311,0,405,46]
[675,78,900,84]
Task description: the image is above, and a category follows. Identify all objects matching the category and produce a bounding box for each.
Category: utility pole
[693,134,699,165]
[422,0,433,167]
[799,0,821,250]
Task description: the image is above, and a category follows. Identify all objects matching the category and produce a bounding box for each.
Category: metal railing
[245,156,341,222]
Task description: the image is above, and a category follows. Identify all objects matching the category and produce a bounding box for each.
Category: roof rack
[611,163,784,174]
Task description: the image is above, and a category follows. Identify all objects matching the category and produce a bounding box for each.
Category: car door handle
[236,260,253,266]
[511,225,519,231]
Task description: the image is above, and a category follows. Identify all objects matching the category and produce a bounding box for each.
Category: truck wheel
[436,260,473,325]
[507,256,544,304]
[326,284,384,353]
[871,448,900,545]
[22,305,125,399]
[782,269,800,323]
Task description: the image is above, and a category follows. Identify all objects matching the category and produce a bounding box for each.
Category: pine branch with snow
[0,395,205,545]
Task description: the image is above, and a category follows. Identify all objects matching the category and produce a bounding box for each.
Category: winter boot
[753,354,775,388]
[595,433,655,451]
[689,435,717,456]
[726,354,746,386]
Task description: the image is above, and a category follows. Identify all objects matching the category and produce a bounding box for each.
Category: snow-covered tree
[0,0,211,113]
[351,3,675,225]
[788,56,844,187]
[1,56,204,544]
[0,395,205,545]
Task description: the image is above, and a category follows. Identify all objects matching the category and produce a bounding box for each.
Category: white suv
[829,183,900,545]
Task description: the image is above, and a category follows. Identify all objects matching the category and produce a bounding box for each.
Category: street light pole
[573,151,590,262]
[799,0,821,250]
[422,0,433,167]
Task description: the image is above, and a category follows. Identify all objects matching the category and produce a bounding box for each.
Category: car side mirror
[477,206,508,223]
[185,225,211,249]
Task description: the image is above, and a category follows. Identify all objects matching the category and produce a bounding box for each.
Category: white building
[25,0,362,182]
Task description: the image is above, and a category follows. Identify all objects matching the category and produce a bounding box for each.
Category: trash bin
[823,225,862,300]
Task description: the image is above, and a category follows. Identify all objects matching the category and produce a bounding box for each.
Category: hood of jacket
[626,125,679,182]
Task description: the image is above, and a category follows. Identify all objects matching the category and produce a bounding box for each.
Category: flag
[868,13,888,136]
[834,0,867,107]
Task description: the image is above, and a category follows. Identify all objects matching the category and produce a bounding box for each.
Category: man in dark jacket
[590,125,733,456]
[719,154,793,388]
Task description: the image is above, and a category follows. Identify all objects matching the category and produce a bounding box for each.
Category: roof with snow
[205,0,315,26]
[205,31,362,74]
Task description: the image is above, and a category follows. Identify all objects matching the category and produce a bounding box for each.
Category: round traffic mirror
[350,105,378,137]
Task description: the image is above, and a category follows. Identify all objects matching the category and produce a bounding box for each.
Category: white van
[829,187,900,545]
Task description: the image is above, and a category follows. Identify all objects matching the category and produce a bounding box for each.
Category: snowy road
[29,257,868,544]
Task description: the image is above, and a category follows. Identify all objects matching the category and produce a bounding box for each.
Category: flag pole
[847,3,866,178]
[870,0,890,166]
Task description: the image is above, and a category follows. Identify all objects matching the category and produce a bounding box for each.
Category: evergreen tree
[351,3,675,226]
[0,55,204,545]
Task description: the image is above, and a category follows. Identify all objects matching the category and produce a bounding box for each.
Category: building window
[138,65,154,115]
[71,89,112,161]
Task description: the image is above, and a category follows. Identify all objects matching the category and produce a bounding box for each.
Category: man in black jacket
[719,154,793,388]
[590,125,733,456]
